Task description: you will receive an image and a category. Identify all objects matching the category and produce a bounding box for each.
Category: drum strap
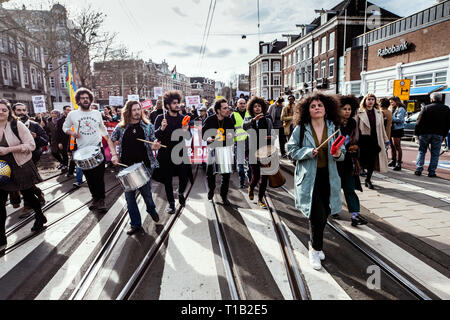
[11,119,22,143]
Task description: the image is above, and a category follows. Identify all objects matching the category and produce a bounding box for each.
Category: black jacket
[415,102,450,137]
[26,120,48,163]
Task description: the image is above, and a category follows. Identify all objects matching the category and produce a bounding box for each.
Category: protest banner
[32,95,46,114]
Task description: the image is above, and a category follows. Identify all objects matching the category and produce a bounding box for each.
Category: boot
[97,199,107,214]
[393,161,402,171]
[166,203,176,214]
[365,179,374,189]
[388,159,396,167]
[31,215,47,232]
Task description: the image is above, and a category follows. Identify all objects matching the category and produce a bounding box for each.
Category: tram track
[277,163,434,300]
[2,183,122,256]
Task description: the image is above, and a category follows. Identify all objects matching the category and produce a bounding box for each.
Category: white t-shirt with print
[62,109,108,149]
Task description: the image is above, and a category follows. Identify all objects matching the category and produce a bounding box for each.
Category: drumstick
[76,119,81,135]
[316,129,340,150]
[136,138,167,148]
[117,163,128,168]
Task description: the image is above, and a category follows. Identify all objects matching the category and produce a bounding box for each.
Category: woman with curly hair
[388,95,406,171]
[243,96,273,208]
[333,95,368,226]
[286,93,345,270]
[356,94,389,189]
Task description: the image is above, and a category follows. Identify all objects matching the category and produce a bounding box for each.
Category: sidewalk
[356,169,450,256]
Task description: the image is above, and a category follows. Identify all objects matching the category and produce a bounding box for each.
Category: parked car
[404,112,420,139]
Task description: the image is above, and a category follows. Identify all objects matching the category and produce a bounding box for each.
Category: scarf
[51,110,61,125]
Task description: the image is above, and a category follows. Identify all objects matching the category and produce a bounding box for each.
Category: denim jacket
[391,106,406,130]
[111,121,159,170]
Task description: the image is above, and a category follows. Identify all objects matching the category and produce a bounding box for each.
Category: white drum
[212,146,234,174]
[73,146,104,170]
[116,162,151,192]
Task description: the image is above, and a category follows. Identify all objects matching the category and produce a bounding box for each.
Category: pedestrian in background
[389,96,407,171]
[102,106,114,122]
[356,94,389,189]
[379,98,392,140]
[281,95,295,140]
[414,92,450,177]
[286,93,345,270]
[334,95,367,226]
[268,97,287,158]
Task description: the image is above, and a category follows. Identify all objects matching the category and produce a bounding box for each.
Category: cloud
[156,40,176,47]
[207,48,232,58]
[192,0,200,4]
[172,6,187,18]
[168,51,194,58]
[239,48,248,54]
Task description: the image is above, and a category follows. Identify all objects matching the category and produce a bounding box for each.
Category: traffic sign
[393,79,411,100]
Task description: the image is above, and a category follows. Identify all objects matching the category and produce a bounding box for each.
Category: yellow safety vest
[233,111,250,142]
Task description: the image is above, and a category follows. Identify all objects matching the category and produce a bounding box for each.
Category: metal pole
[361,0,368,74]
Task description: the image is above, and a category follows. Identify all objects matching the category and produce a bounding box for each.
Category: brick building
[190,77,215,104]
[249,40,286,100]
[345,0,450,105]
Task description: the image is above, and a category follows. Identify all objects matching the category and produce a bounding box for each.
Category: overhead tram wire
[118,0,152,52]
[199,0,217,70]
[197,0,213,69]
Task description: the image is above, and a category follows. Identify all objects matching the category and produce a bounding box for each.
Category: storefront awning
[437,87,450,93]
[410,85,444,96]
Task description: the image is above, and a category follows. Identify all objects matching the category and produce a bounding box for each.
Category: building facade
[249,40,286,101]
[345,0,450,105]
[190,77,215,104]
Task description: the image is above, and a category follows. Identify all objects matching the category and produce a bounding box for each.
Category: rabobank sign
[377,41,409,57]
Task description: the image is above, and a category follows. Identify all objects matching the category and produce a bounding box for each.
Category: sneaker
[73,181,83,188]
[318,250,325,261]
[126,226,143,235]
[258,200,267,209]
[248,187,254,201]
[360,169,367,177]
[239,182,246,189]
[61,166,69,173]
[308,243,322,270]
[97,199,107,214]
[428,173,437,178]
[351,215,368,227]
[166,203,176,214]
[148,210,160,222]
[178,194,186,206]
[414,170,422,176]
[31,215,47,232]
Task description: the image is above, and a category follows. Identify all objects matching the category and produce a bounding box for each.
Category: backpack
[10,119,22,143]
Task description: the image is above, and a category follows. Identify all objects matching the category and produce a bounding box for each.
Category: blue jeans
[76,167,83,183]
[416,134,442,175]
[124,181,157,228]
[446,131,450,148]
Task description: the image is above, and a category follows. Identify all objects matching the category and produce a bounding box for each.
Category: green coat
[286,120,346,218]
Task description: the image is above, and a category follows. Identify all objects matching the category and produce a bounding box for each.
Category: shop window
[435,71,447,84]
[415,73,433,86]
[436,4,443,19]
[351,83,361,96]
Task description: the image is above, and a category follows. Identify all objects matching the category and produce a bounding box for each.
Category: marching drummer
[62,88,117,213]
[110,100,161,235]
[202,98,235,205]
[243,97,274,208]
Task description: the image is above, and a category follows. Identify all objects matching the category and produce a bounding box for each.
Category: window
[284,74,287,86]
[423,9,429,23]
[48,63,53,71]
[0,36,8,53]
[351,83,361,95]
[273,88,280,99]
[306,65,312,82]
[37,71,42,85]
[273,61,280,72]
[288,54,291,66]
[262,75,268,86]
[1,60,9,82]
[321,37,326,54]
[9,36,16,54]
[436,4,443,19]
[314,41,319,57]
[328,58,334,78]
[273,75,280,86]
[314,63,318,80]
[283,57,287,69]
[300,67,305,83]
[27,45,33,60]
[50,77,55,88]
[415,73,433,86]
[301,47,305,61]
[287,73,291,87]
[31,68,37,88]
[435,71,447,84]
[320,60,326,78]
[262,61,268,72]
[262,88,268,100]
[23,69,29,85]
[34,47,40,63]
[262,45,268,54]
[11,63,18,81]
[60,74,65,86]
[429,6,436,21]
[307,44,312,58]
[329,32,335,51]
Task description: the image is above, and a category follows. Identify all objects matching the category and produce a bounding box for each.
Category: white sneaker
[308,243,322,270]
[318,250,325,261]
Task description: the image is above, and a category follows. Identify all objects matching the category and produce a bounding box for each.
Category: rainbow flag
[66,55,79,109]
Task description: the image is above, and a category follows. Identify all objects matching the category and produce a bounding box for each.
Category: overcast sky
[4,0,438,83]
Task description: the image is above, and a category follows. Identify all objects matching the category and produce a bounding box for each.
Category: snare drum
[255,145,279,175]
[116,162,151,192]
[73,146,104,170]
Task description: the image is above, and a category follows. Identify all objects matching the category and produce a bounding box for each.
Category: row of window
[283,32,335,69]
[354,1,450,46]
[262,61,281,73]
[1,59,43,88]
[0,35,42,63]
[404,71,447,87]
[262,74,281,86]
[282,57,336,88]
[261,88,281,101]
